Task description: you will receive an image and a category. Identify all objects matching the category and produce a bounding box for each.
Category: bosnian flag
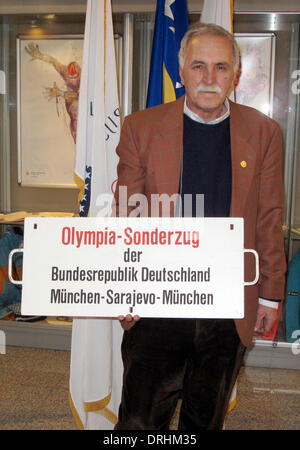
[146,0,188,107]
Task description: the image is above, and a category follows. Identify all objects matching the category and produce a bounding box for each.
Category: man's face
[179,33,236,121]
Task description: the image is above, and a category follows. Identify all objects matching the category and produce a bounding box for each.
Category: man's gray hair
[178,22,240,73]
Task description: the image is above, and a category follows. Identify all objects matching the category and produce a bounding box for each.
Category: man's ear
[179,66,184,86]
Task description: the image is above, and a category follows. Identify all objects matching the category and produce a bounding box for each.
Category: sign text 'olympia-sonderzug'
[48,225,214,309]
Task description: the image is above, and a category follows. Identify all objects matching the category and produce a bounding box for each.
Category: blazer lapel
[153,96,184,197]
[229,101,256,218]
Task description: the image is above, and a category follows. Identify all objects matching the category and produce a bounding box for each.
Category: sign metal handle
[8,249,23,285]
[244,249,259,286]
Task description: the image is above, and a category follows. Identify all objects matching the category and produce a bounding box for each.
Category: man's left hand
[254,304,278,336]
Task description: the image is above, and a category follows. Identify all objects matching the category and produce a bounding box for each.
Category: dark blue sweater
[181,114,232,218]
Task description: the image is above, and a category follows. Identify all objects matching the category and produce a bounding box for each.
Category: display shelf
[245,339,300,370]
[0,318,72,351]
[1,318,299,370]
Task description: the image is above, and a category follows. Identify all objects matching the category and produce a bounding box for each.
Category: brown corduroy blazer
[114,95,287,347]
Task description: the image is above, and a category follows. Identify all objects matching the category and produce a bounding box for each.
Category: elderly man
[114,22,286,430]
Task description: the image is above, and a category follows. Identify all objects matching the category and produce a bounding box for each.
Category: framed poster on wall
[16,35,83,188]
[234,33,276,118]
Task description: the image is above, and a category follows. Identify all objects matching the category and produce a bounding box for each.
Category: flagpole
[122,13,133,118]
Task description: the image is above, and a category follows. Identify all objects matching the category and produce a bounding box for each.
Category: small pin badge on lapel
[240,160,247,168]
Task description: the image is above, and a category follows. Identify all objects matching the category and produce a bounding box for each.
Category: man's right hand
[118,314,140,331]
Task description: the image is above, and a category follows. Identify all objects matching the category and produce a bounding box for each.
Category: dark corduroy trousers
[115,318,246,430]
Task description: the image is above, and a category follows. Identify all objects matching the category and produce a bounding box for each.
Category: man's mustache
[195,84,222,94]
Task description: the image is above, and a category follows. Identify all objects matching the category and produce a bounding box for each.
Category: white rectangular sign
[19,217,247,319]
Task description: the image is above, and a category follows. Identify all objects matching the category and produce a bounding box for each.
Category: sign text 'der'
[20,217,247,319]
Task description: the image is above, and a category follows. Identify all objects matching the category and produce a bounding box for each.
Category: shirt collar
[183,97,230,125]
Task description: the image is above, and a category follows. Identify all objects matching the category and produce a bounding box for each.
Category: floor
[0,345,300,430]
